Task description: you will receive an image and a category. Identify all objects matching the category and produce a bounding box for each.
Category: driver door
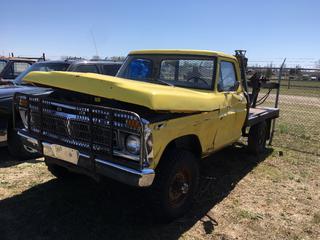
[214,59,244,149]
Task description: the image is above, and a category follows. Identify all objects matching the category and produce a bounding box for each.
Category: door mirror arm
[233,81,240,91]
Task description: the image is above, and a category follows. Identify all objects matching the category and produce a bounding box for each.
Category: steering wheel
[187,76,209,86]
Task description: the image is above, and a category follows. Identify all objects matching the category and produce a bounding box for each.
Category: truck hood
[24,71,223,112]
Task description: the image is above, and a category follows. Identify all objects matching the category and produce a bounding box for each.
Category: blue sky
[1,0,319,67]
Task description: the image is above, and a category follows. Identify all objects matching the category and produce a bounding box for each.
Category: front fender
[0,97,14,144]
[149,113,211,168]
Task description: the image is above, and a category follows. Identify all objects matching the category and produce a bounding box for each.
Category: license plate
[43,143,79,165]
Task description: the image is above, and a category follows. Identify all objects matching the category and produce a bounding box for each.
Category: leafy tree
[265,63,273,78]
[61,56,85,60]
[289,68,296,75]
[91,55,101,60]
[288,65,301,76]
[295,65,302,75]
[108,56,126,61]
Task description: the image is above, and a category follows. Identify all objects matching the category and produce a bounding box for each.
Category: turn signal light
[126,119,140,129]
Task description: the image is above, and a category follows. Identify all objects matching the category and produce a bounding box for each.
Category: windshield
[117,55,216,90]
[0,60,7,73]
[14,62,70,85]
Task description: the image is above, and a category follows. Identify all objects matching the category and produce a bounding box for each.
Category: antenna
[90,29,99,57]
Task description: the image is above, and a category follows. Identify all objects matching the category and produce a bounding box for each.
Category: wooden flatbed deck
[246,107,279,126]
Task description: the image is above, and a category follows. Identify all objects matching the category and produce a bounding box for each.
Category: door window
[102,64,121,76]
[0,60,6,73]
[218,61,237,92]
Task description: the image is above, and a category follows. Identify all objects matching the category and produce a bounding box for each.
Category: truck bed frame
[246,107,279,127]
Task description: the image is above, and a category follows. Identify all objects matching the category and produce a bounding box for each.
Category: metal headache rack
[235,50,283,144]
[2,52,46,61]
[14,93,144,166]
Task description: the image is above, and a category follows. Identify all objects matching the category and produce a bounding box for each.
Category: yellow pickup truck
[14,49,279,220]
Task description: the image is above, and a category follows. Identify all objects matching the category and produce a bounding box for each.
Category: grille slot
[19,94,142,158]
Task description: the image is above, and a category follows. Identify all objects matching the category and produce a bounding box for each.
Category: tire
[47,162,72,179]
[150,149,199,222]
[248,121,267,154]
[7,126,40,160]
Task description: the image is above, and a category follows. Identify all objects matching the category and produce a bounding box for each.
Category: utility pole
[90,29,99,58]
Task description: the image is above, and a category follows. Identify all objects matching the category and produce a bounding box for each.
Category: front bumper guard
[18,131,155,187]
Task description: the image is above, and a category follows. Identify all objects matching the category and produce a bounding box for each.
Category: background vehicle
[0,54,45,83]
[68,60,122,76]
[13,60,123,85]
[14,49,279,220]
[0,60,122,158]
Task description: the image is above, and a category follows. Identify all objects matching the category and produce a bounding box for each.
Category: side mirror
[233,81,240,91]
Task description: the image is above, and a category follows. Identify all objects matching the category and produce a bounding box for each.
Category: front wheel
[7,127,40,160]
[150,149,199,222]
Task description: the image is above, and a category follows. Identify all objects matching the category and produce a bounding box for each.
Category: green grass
[259,86,320,97]
[255,78,320,97]
[259,85,320,155]
[279,79,320,88]
[280,88,319,97]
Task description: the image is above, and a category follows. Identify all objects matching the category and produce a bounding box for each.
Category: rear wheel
[248,121,268,154]
[151,149,199,222]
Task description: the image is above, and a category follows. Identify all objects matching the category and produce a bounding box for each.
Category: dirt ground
[0,133,319,240]
[0,87,319,240]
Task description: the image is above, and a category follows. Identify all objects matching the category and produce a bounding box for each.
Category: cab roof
[129,49,237,60]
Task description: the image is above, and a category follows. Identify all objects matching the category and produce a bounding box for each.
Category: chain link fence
[247,67,320,155]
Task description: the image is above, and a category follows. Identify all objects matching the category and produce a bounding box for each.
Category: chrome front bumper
[18,131,155,187]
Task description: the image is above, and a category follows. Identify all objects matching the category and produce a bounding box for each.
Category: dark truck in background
[0,54,45,84]
[0,60,122,158]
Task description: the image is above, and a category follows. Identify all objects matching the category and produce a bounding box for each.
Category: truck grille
[15,93,142,157]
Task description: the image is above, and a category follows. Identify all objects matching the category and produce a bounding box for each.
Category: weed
[237,209,263,220]
[278,123,289,134]
[255,164,282,181]
[312,213,320,224]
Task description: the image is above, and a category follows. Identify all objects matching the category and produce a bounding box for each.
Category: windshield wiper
[153,79,174,86]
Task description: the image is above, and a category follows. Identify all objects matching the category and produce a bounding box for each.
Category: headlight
[125,135,140,155]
